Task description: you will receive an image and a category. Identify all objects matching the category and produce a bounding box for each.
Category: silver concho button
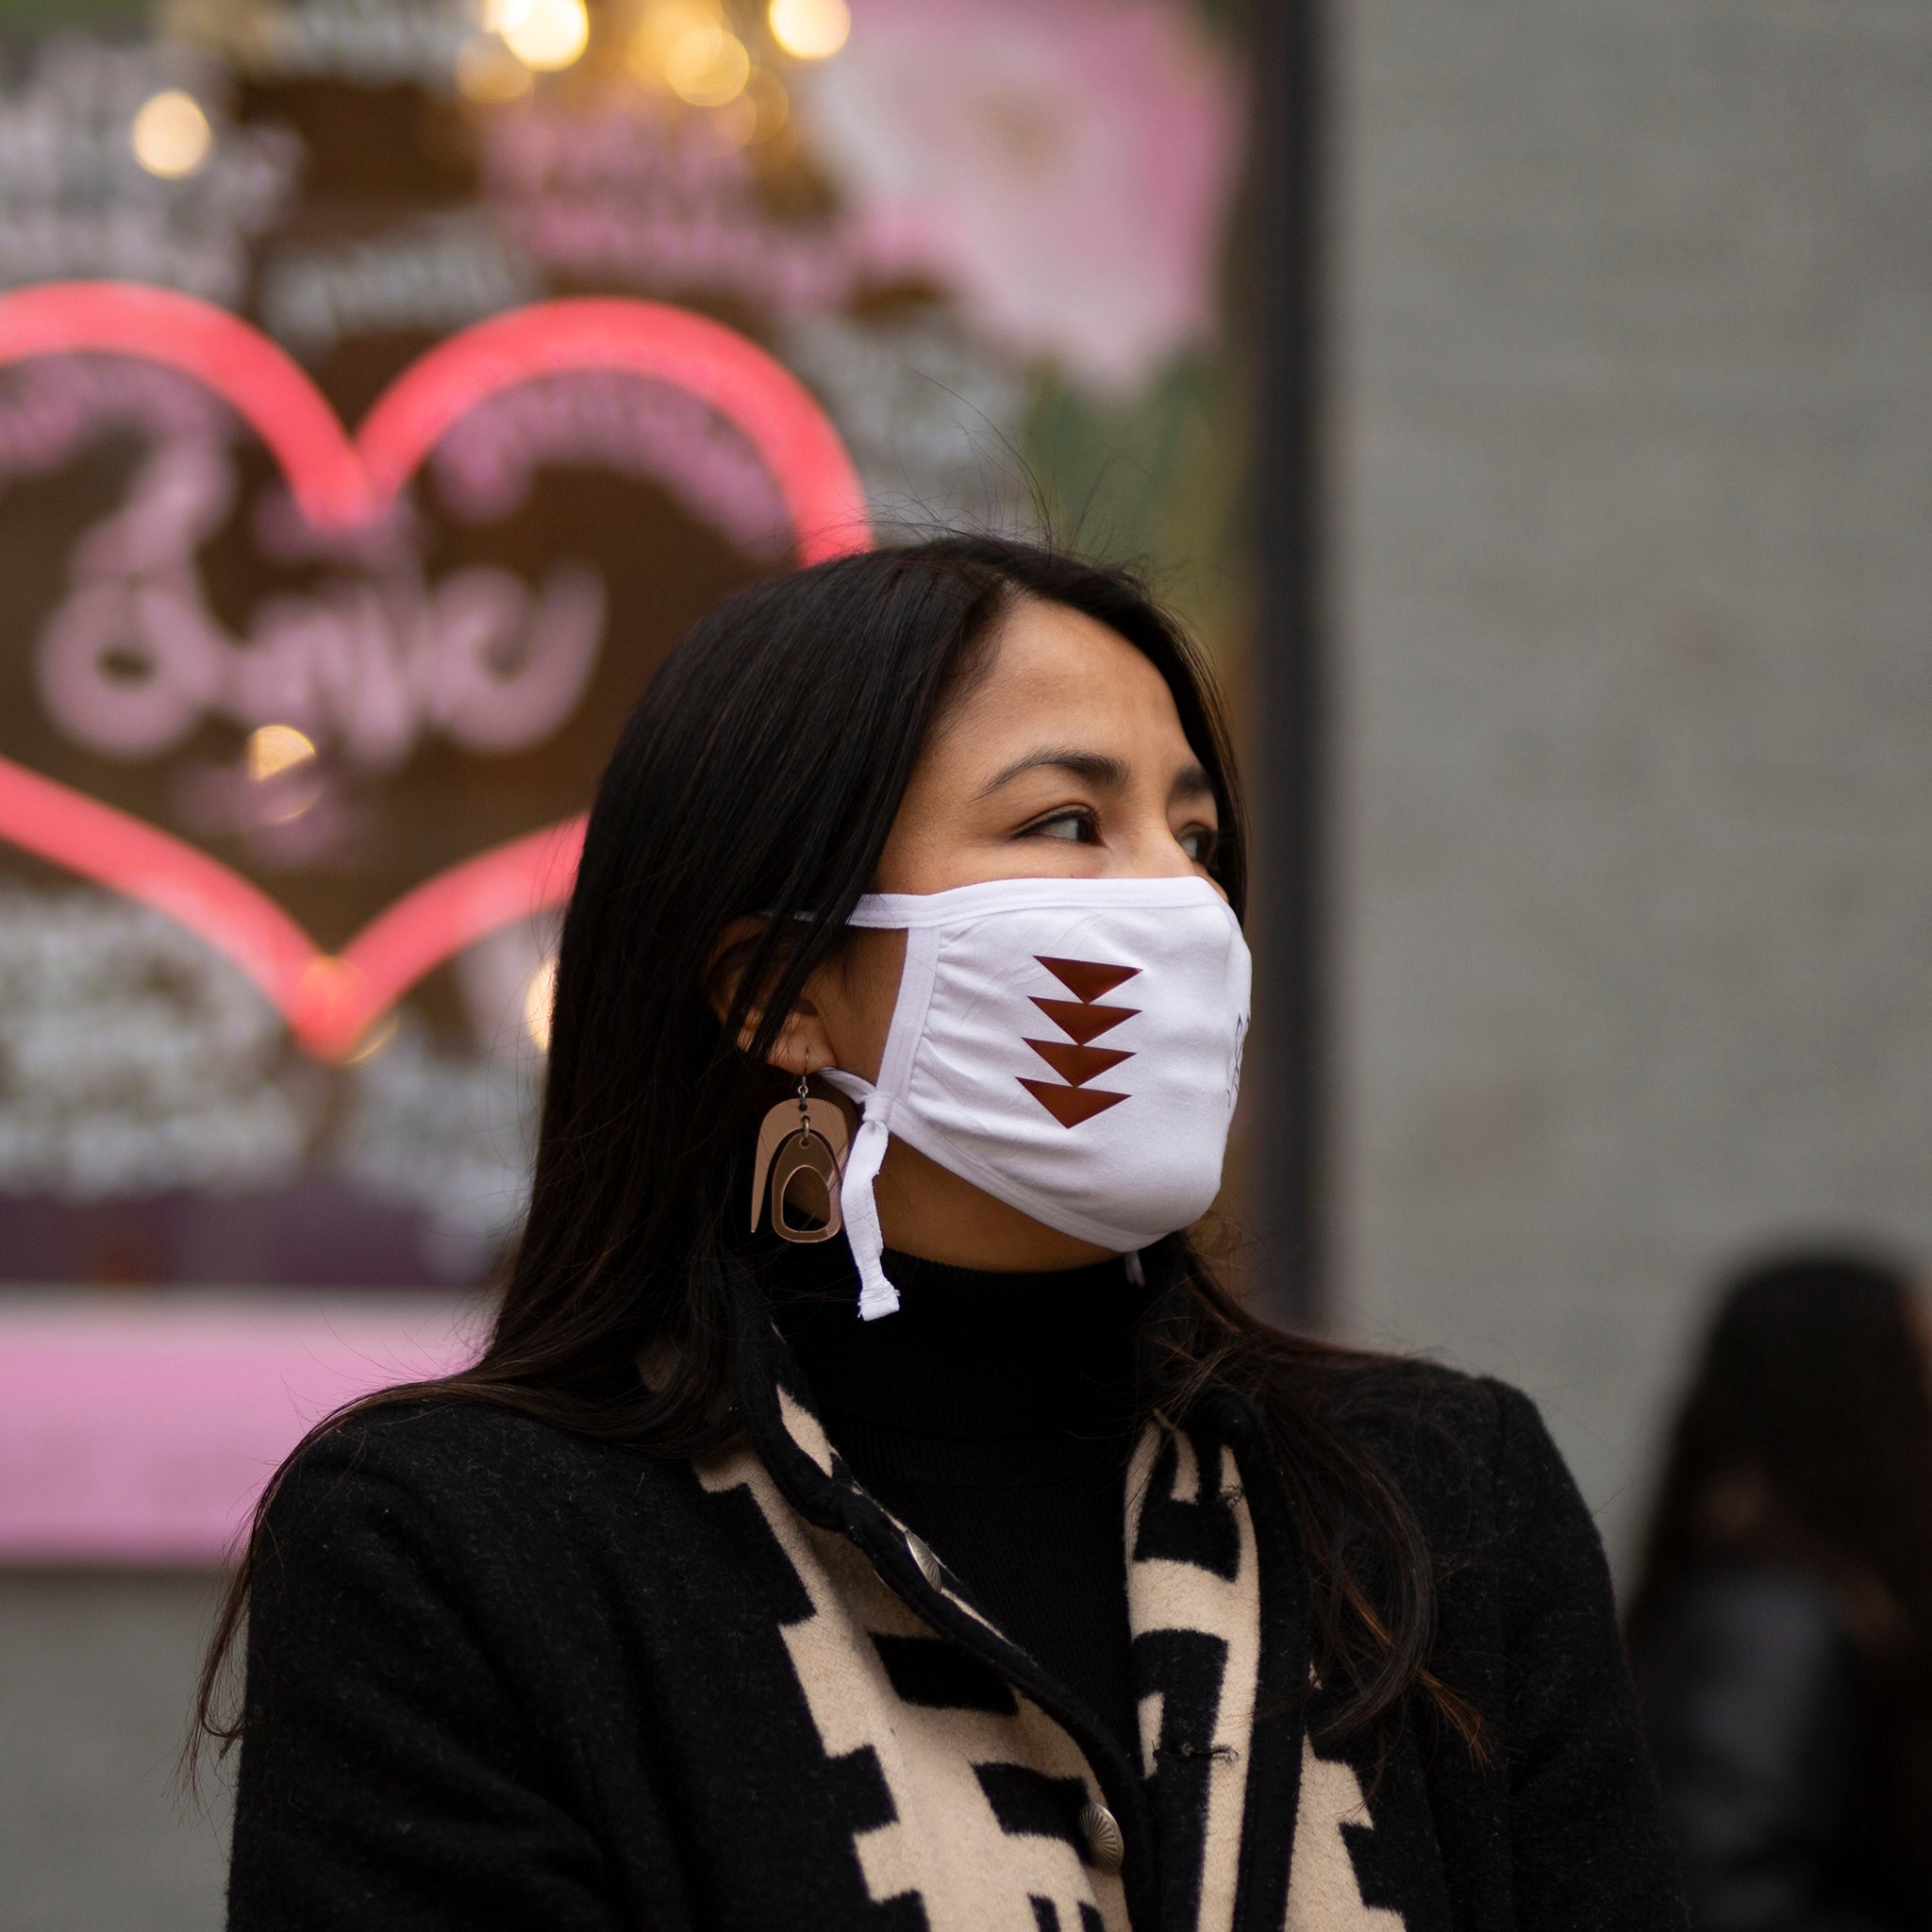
[905,1531,944,1591]
[1079,1800,1124,1874]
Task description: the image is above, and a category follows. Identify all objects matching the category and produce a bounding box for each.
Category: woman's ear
[704,917,837,1076]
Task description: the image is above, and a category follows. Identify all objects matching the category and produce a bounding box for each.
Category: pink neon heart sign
[0,280,870,1058]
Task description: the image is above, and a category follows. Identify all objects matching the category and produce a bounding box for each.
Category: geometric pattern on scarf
[697,1406,1128,1932]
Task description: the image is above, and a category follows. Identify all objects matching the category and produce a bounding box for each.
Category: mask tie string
[838,1092,900,1321]
[823,916,936,1322]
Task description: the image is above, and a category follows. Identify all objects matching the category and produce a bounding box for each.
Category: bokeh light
[630,0,722,81]
[491,0,591,72]
[523,956,558,1053]
[710,68,790,146]
[768,0,850,61]
[129,90,213,178]
[244,724,317,782]
[456,33,537,102]
[665,24,751,106]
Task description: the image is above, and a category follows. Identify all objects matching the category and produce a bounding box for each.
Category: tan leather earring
[751,1062,850,1242]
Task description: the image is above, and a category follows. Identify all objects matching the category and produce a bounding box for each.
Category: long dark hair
[196,533,1472,1765]
[1627,1246,1932,1871]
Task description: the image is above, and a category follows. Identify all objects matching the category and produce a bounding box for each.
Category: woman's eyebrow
[973,747,1131,799]
[1172,761,1215,804]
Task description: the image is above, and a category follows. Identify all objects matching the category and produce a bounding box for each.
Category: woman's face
[805,594,1223,1084]
[770,594,1224,1269]
[874,595,1223,898]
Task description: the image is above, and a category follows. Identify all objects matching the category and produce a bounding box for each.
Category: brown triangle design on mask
[1029,996,1138,1045]
[1035,956,1142,1002]
[1022,955,1139,1127]
[1023,1038,1134,1087]
[1019,1078,1130,1128]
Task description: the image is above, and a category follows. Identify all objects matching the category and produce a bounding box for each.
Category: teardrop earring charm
[750,1066,851,1242]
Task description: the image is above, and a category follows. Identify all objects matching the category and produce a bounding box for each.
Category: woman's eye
[1024,809,1093,843]
[1179,825,1219,864]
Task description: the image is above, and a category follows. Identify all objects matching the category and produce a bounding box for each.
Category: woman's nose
[1114,817,1200,878]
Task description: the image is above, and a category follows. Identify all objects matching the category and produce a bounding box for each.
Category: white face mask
[822,874,1251,1320]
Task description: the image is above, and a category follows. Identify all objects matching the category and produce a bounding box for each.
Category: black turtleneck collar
[764,1240,1148,1443]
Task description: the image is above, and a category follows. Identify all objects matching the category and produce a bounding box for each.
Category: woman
[209,537,1681,1930]
[1629,1250,1932,1930]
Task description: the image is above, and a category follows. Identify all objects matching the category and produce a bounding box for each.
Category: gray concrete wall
[0,1573,230,1928]
[1330,0,1932,1571]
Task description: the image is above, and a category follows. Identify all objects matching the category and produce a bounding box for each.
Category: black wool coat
[229,1282,1688,1932]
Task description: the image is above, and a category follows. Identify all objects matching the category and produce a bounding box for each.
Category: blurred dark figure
[1629,1249,1932,1930]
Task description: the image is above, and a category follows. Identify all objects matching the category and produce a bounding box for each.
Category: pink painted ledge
[0,1290,485,1565]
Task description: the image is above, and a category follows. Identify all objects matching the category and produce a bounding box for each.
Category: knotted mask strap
[837,1093,900,1320]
